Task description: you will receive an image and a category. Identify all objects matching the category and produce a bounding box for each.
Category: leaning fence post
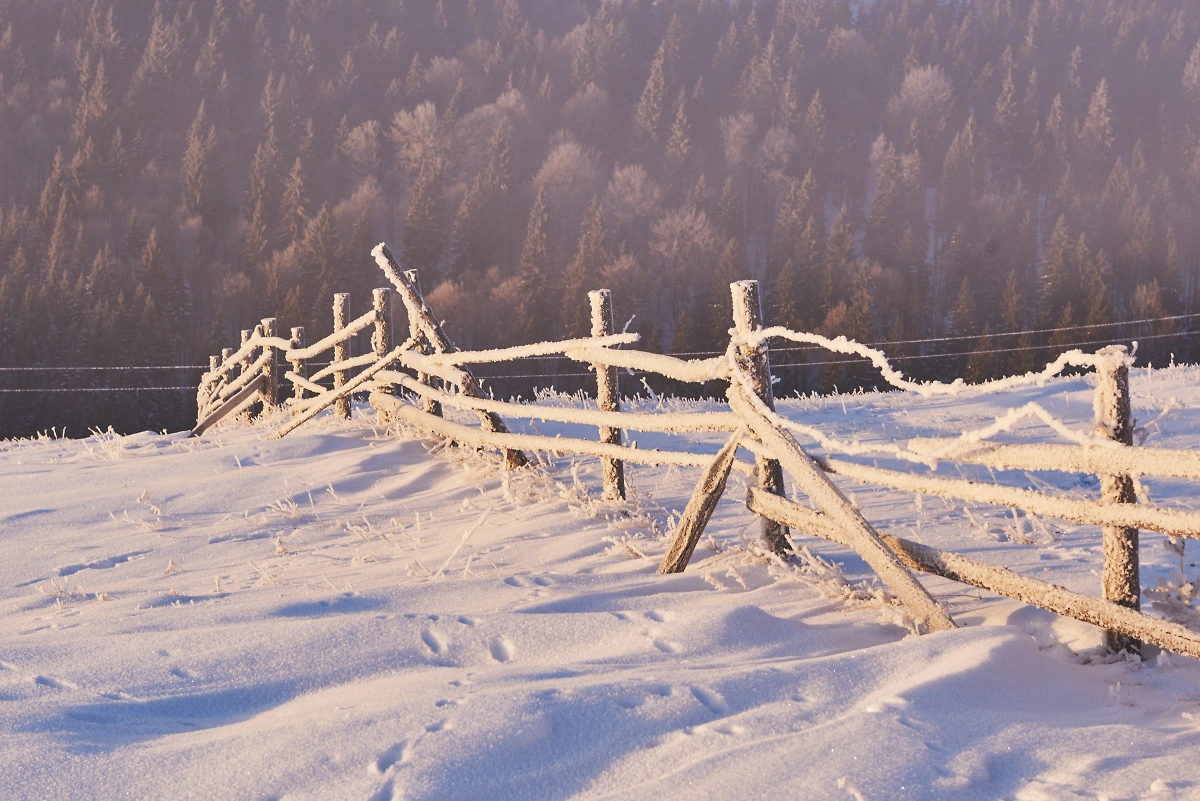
[1095,344,1140,655]
[589,289,626,500]
[731,280,789,554]
[260,318,279,409]
[404,269,442,418]
[333,293,351,420]
[289,327,307,403]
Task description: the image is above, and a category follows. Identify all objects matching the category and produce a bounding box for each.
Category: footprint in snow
[421,629,445,656]
[652,639,680,654]
[367,778,399,801]
[691,687,729,715]
[371,741,410,775]
[168,667,195,680]
[425,719,451,733]
[457,616,475,626]
[489,636,514,663]
[645,610,670,623]
[33,675,76,691]
[503,576,525,588]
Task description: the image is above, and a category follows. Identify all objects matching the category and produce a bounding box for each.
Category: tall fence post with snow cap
[590,289,626,500]
[333,293,351,420]
[261,318,279,409]
[404,269,442,419]
[1095,344,1140,655]
[289,327,307,403]
[731,280,789,554]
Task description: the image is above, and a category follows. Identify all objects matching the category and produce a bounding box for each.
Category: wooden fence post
[589,289,626,500]
[289,327,307,403]
[1095,345,1140,655]
[202,355,219,412]
[238,329,252,379]
[333,293,351,420]
[404,269,442,418]
[730,280,789,554]
[260,318,279,409]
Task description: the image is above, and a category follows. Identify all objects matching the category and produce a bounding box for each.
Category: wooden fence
[194,243,1200,660]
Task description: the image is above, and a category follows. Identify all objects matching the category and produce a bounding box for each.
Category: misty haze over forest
[1,0,1198,437]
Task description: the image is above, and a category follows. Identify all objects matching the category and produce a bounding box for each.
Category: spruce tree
[279,158,308,248]
[561,197,609,339]
[402,165,446,284]
[182,101,218,221]
[517,186,555,344]
[635,42,666,148]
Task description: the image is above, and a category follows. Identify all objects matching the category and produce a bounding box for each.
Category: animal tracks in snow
[421,629,445,656]
[489,636,514,663]
[33,674,77,691]
[371,741,410,775]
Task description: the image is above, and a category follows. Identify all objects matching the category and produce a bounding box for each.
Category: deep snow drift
[4,366,1200,800]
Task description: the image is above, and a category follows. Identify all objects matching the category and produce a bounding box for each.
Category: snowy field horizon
[5,366,1200,800]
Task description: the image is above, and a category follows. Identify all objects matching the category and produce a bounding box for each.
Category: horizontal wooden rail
[191,374,266,437]
[563,346,730,383]
[372,369,743,433]
[418,333,640,366]
[748,488,1200,660]
[820,456,1200,539]
[907,439,1200,481]
[283,372,329,399]
[370,392,756,474]
[308,352,378,384]
[287,308,379,360]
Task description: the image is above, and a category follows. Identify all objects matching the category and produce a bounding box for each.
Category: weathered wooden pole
[1095,345,1140,655]
[201,355,220,414]
[730,280,789,554]
[589,289,626,500]
[238,329,252,379]
[260,318,279,409]
[404,269,442,418]
[333,293,351,420]
[372,288,395,418]
[729,384,957,632]
[289,327,307,403]
[658,433,741,573]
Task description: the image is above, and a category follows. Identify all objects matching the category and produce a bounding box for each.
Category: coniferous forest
[2,0,1199,437]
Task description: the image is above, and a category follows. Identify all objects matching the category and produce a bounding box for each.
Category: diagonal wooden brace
[657,431,743,574]
[728,382,956,632]
[372,243,528,469]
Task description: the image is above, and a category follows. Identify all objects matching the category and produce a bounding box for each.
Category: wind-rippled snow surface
[4,367,1200,800]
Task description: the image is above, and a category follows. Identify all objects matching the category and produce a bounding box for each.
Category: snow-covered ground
[4,366,1200,800]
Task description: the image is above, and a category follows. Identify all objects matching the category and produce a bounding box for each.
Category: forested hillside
[1,0,1198,436]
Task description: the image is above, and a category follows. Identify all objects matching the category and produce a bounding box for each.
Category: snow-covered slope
[4,367,1200,800]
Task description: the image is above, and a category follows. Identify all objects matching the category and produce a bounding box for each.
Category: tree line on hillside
[1,0,1198,436]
